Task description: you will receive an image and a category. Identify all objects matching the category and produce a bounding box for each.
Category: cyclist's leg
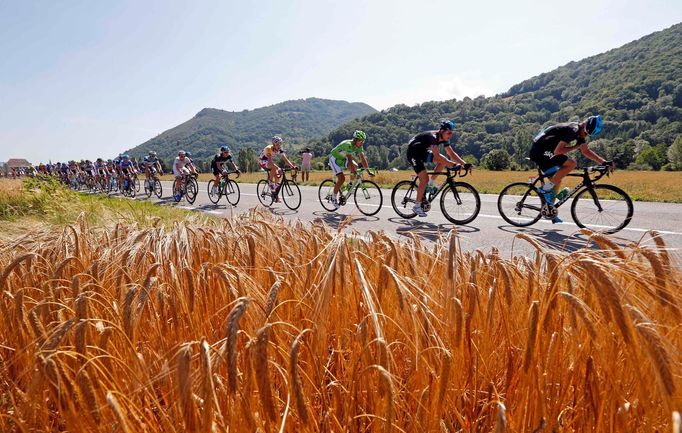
[329,156,344,195]
[407,147,429,204]
[548,156,575,193]
[267,161,279,187]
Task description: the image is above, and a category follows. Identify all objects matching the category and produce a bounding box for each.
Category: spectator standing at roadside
[300,147,313,182]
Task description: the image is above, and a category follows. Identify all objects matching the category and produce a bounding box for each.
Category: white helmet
[271,136,283,146]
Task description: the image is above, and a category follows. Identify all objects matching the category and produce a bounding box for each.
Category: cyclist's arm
[358,152,370,169]
[431,145,456,166]
[444,146,466,165]
[553,139,583,156]
[578,143,607,165]
[281,154,296,168]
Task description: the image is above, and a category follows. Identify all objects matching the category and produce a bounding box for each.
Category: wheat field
[0,212,680,432]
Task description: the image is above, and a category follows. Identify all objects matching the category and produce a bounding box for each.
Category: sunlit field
[160,170,682,203]
[1,206,680,431]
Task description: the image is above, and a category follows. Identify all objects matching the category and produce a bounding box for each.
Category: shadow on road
[312,211,380,228]
[387,217,480,242]
[497,225,633,253]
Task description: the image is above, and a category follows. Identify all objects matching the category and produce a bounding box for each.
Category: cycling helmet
[585,115,603,138]
[185,151,192,158]
[439,120,456,131]
[122,154,129,159]
[272,136,283,145]
[178,150,186,156]
[352,130,367,141]
[149,150,157,156]
[220,145,230,152]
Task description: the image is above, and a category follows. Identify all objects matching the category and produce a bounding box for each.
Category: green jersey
[330,139,364,165]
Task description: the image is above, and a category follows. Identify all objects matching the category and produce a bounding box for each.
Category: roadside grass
[0,177,214,233]
[160,169,682,202]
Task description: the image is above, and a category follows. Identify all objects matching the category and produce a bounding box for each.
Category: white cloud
[367,74,498,110]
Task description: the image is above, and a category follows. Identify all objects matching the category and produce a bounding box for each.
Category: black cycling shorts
[530,153,568,173]
[406,146,433,174]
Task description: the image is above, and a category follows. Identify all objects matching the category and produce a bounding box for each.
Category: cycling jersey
[330,140,364,166]
[144,156,159,167]
[530,123,585,171]
[406,131,450,173]
[211,153,233,175]
[173,156,191,176]
[260,145,285,160]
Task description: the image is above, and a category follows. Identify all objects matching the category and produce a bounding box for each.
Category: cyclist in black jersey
[211,145,238,185]
[529,115,611,210]
[405,120,466,217]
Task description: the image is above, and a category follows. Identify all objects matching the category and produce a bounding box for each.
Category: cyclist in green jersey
[328,130,374,205]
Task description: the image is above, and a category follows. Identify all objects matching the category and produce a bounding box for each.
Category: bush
[481,149,511,171]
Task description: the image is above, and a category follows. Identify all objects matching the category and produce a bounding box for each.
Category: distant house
[3,158,32,176]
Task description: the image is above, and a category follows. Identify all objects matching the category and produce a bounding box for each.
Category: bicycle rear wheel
[497,182,543,227]
[390,180,418,218]
[570,184,633,234]
[281,181,302,210]
[354,180,383,216]
[224,180,240,205]
[318,179,339,211]
[207,180,221,204]
[440,182,480,225]
[257,179,273,207]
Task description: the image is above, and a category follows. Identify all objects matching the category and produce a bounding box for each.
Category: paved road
[137,180,682,256]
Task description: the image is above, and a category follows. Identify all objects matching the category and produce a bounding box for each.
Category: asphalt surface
[132,180,682,257]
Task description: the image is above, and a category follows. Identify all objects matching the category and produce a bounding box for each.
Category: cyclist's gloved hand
[368,170,375,177]
[463,163,473,170]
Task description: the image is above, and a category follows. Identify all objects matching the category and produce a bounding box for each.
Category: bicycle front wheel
[185,181,197,204]
[354,180,383,216]
[390,180,418,219]
[153,179,163,199]
[134,176,140,192]
[571,184,633,234]
[257,179,273,207]
[440,182,480,225]
[207,180,221,204]
[318,179,338,212]
[224,180,240,205]
[281,181,301,210]
[497,182,543,227]
[144,179,153,198]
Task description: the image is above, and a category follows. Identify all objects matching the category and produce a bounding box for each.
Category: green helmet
[353,130,367,141]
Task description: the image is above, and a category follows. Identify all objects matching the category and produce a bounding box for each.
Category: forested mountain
[309,22,682,171]
[125,98,376,162]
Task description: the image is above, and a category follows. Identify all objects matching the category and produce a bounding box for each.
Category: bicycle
[143,168,163,199]
[390,164,480,225]
[173,173,198,204]
[118,174,136,198]
[208,169,241,205]
[256,167,301,210]
[318,167,383,216]
[497,162,633,234]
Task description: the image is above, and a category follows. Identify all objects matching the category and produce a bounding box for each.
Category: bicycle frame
[270,168,297,199]
[337,168,375,202]
[405,165,472,207]
[529,166,610,209]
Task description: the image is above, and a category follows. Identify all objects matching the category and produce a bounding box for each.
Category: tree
[667,135,682,170]
[635,144,668,170]
[481,149,511,171]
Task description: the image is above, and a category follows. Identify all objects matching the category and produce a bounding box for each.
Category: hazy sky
[1,0,680,163]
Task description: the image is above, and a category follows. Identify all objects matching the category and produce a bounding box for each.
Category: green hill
[125,98,376,162]
[313,22,682,170]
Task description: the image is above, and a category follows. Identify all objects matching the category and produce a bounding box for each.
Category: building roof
[6,159,32,168]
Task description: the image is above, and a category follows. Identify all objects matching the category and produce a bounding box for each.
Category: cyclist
[406,120,466,217]
[211,145,239,186]
[173,150,196,196]
[529,115,611,222]
[259,136,297,194]
[143,151,163,179]
[328,130,373,206]
[118,155,137,190]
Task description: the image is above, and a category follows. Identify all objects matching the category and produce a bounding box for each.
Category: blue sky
[1,0,680,163]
